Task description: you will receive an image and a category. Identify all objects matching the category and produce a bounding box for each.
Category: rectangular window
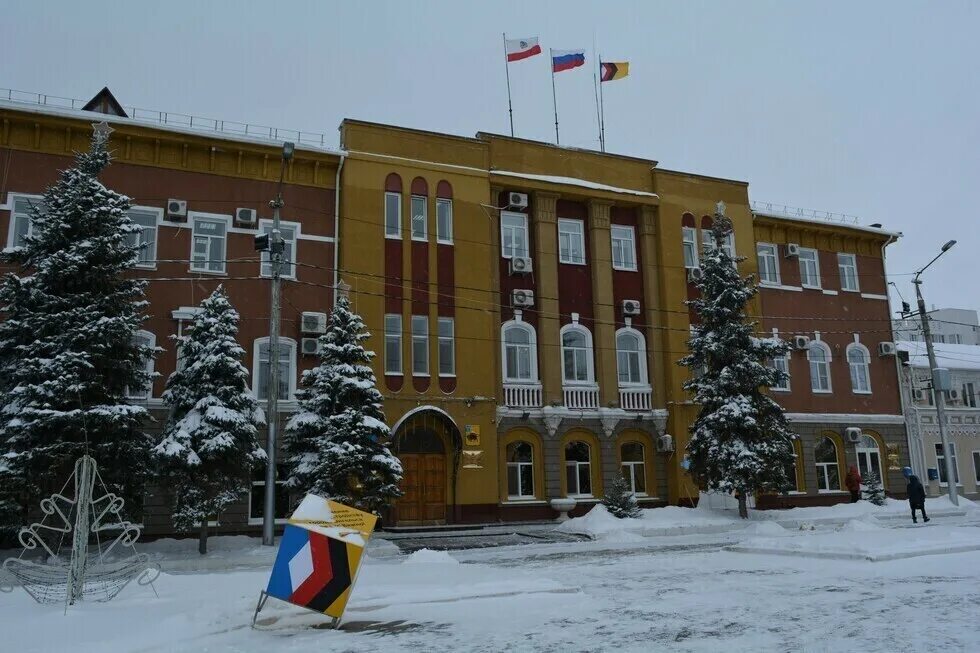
[682,227,698,269]
[438,317,455,376]
[255,340,294,400]
[610,225,637,271]
[385,192,402,238]
[501,211,529,259]
[935,443,960,485]
[772,354,791,391]
[949,334,962,345]
[436,198,453,244]
[6,195,45,249]
[557,218,585,265]
[973,451,980,485]
[411,315,429,375]
[757,243,780,285]
[799,248,821,288]
[411,195,427,241]
[249,465,290,523]
[964,382,977,408]
[190,215,228,274]
[837,253,859,291]
[126,208,159,269]
[384,314,403,374]
[259,223,297,279]
[125,331,155,400]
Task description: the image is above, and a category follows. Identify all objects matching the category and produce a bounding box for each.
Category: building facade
[893,308,980,345]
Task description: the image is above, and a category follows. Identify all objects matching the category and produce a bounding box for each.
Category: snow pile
[837,518,884,533]
[557,503,736,539]
[741,521,788,536]
[402,548,459,565]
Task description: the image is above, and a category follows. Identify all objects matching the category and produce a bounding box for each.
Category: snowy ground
[2,500,979,652]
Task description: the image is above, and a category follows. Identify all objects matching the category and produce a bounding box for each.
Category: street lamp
[912,240,958,506]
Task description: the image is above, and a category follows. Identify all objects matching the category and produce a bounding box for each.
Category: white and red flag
[505,37,542,62]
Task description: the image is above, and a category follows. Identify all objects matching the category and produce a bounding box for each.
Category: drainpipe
[333,154,346,301]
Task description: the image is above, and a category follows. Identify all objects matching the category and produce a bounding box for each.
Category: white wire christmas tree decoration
[1,455,159,609]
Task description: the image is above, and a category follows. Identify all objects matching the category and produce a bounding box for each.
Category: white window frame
[502,320,539,382]
[248,463,289,525]
[437,317,455,377]
[125,329,156,401]
[837,252,859,292]
[252,337,297,401]
[560,323,595,384]
[610,225,637,271]
[756,242,781,285]
[127,206,162,270]
[5,193,44,250]
[815,436,841,492]
[846,343,872,394]
[682,226,698,269]
[384,314,403,375]
[564,441,593,498]
[963,382,977,408]
[935,442,960,486]
[411,195,427,241]
[384,191,402,239]
[557,218,586,265]
[771,353,791,392]
[506,441,535,500]
[798,247,821,289]
[189,212,231,275]
[855,434,882,482]
[620,442,647,496]
[436,198,453,244]
[808,341,833,394]
[411,315,429,376]
[259,219,299,280]
[615,327,648,386]
[500,211,529,259]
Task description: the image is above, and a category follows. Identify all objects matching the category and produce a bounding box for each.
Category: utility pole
[912,240,958,506]
[262,141,295,546]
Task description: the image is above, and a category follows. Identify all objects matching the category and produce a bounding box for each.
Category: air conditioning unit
[166,199,187,221]
[236,207,257,225]
[785,243,801,258]
[622,299,641,316]
[913,389,925,401]
[687,267,704,282]
[507,192,529,209]
[301,337,322,356]
[300,311,328,334]
[792,335,811,350]
[656,434,675,453]
[946,389,960,402]
[845,427,862,444]
[878,341,897,357]
[509,256,533,275]
[512,289,535,308]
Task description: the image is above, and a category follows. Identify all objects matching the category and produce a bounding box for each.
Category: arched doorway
[390,407,462,525]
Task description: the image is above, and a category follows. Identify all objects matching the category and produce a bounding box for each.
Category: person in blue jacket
[907,475,929,523]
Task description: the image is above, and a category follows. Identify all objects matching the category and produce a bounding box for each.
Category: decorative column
[638,204,667,409]
[588,200,619,406]
[533,191,562,406]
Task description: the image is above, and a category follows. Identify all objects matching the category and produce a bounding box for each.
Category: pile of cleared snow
[557,503,736,539]
[402,548,459,565]
[837,518,884,533]
[741,521,788,536]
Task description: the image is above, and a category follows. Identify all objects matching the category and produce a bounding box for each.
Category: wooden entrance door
[396,453,446,524]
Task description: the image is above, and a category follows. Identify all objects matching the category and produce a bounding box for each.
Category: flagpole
[549,49,560,145]
[592,35,603,152]
[598,52,606,151]
[502,33,514,137]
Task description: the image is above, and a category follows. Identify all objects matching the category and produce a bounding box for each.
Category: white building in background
[893,308,980,345]
[898,340,980,498]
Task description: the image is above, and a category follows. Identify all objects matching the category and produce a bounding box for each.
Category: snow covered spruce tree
[602,475,641,519]
[154,286,266,554]
[0,123,153,533]
[862,471,886,506]
[679,204,796,519]
[283,294,402,515]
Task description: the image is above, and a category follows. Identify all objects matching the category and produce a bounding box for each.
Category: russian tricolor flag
[552,50,586,73]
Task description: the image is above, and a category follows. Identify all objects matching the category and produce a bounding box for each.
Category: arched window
[506,441,534,499]
[808,341,832,393]
[501,321,537,382]
[847,343,871,394]
[815,435,841,491]
[126,329,156,400]
[253,337,297,400]
[620,442,646,495]
[565,441,592,496]
[561,324,594,384]
[855,434,882,482]
[615,328,648,386]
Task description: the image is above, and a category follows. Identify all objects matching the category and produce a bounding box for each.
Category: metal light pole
[263,141,295,546]
[912,239,958,506]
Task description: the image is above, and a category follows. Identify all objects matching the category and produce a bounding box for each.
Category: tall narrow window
[963,382,977,408]
[935,443,960,485]
[385,191,402,238]
[501,212,529,259]
[561,326,593,383]
[127,208,159,269]
[384,314,403,374]
[125,330,156,400]
[771,353,791,391]
[855,434,882,481]
[847,343,871,393]
[611,225,637,271]
[411,196,427,241]
[438,317,455,376]
[808,342,832,393]
[260,222,297,279]
[565,441,592,496]
[798,248,821,288]
[190,215,228,274]
[620,442,647,495]
[837,253,859,291]
[6,195,44,249]
[411,315,429,375]
[616,329,646,385]
[507,441,534,499]
[502,322,537,381]
[973,451,980,485]
[756,243,780,285]
[815,436,841,491]
[436,198,453,244]
[558,218,585,265]
[254,338,295,400]
[682,227,698,269]
[249,464,290,523]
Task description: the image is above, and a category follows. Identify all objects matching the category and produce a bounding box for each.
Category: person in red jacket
[845,465,862,503]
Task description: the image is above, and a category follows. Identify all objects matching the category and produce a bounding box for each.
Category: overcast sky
[4,0,977,314]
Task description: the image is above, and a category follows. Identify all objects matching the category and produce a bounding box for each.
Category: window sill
[438,373,456,378]
[812,389,833,395]
[567,494,595,500]
[413,373,431,378]
[852,390,873,395]
[134,264,157,271]
[436,239,453,246]
[771,388,791,393]
[841,288,861,294]
[247,518,289,526]
[817,490,849,495]
[260,274,297,281]
[411,237,428,243]
[801,284,823,291]
[385,234,402,240]
[189,267,227,276]
[612,265,638,273]
[503,498,546,505]
[385,371,404,377]
[822,289,839,296]
[559,259,587,266]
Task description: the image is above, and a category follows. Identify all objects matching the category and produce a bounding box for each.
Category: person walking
[845,465,862,503]
[907,474,930,523]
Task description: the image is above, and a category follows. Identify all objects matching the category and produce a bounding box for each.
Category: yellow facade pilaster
[588,200,618,406]
[533,191,562,405]
[638,205,667,409]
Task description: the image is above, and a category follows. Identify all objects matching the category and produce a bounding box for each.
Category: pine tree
[154,287,266,554]
[679,205,797,519]
[862,471,886,506]
[283,295,402,515]
[0,124,153,533]
[602,475,641,519]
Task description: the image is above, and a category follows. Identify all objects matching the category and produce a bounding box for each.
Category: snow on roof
[752,209,901,238]
[491,169,659,199]
[897,340,980,371]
